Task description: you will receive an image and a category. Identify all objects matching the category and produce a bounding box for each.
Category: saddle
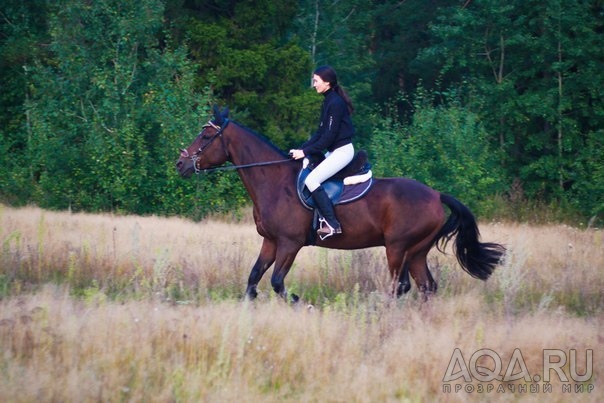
[296,150,374,210]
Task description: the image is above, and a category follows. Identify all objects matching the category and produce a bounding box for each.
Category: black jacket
[301,89,354,156]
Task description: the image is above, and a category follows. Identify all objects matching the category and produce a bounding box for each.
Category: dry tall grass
[0,205,602,402]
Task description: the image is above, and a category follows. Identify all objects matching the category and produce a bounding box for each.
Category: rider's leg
[311,185,342,236]
[305,144,354,238]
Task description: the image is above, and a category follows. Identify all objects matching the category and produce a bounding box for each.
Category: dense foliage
[1,0,602,223]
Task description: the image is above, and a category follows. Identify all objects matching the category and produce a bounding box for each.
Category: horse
[176,106,506,301]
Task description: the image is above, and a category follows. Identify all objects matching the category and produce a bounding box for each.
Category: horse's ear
[212,104,221,121]
[211,104,229,126]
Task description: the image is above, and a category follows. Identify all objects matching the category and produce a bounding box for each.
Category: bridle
[180,119,231,174]
[180,119,294,174]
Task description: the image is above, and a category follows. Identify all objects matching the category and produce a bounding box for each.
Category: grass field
[0,204,601,402]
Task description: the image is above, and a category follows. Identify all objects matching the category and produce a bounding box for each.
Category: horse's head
[176,105,231,178]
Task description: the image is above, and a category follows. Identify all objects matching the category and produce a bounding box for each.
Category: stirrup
[317,218,342,241]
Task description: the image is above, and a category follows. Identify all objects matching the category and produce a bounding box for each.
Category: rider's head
[314,65,338,89]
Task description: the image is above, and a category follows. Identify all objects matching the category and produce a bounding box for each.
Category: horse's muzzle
[176,159,194,178]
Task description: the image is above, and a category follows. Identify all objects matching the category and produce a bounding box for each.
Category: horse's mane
[232,121,289,158]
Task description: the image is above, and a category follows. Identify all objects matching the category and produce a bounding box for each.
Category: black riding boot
[311,186,342,239]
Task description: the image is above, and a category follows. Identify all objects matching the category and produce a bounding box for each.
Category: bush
[369,94,506,213]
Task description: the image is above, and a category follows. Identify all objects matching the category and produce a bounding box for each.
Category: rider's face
[312,74,330,94]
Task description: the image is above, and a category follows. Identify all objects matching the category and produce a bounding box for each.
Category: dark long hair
[314,65,354,114]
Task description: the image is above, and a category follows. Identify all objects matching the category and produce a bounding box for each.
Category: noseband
[180,119,230,174]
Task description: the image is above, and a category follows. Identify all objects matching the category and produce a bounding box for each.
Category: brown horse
[176,106,505,301]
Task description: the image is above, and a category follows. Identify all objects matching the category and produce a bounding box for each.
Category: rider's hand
[289,149,305,160]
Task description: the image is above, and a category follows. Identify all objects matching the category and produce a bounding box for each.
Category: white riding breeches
[305,143,355,192]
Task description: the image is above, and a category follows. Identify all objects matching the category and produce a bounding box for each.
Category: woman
[290,65,355,239]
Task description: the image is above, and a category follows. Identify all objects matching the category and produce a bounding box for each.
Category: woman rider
[290,66,355,239]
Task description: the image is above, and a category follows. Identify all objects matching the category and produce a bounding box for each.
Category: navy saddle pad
[296,168,373,210]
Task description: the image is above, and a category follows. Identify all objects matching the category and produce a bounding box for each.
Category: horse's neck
[227,124,294,205]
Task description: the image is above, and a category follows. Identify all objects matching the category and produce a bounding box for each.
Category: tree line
[1,0,602,223]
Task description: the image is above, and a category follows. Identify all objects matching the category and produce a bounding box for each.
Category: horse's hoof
[397,281,411,297]
[290,293,300,304]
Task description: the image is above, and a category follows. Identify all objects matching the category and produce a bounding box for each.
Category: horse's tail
[434,193,506,280]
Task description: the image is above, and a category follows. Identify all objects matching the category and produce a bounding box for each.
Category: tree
[23,0,236,217]
[417,0,604,216]
[0,0,50,203]
[368,0,458,106]
[293,0,377,147]
[172,0,317,150]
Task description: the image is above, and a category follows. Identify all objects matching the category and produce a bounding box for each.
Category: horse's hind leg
[245,238,277,299]
[408,252,437,298]
[386,244,437,299]
[398,262,411,296]
[386,246,411,297]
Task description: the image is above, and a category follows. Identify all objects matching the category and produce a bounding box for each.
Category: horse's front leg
[270,239,302,302]
[245,238,277,300]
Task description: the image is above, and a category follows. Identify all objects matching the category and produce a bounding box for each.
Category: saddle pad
[297,168,373,210]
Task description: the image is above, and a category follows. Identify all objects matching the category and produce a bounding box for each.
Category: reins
[197,157,295,174]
